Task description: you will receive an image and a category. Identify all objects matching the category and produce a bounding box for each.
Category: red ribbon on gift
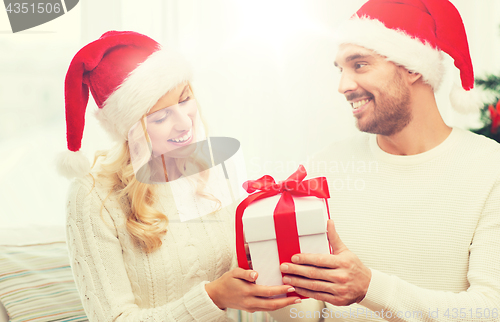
[235,165,330,298]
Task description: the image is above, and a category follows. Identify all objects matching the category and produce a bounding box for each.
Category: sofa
[0,225,87,322]
[0,225,276,322]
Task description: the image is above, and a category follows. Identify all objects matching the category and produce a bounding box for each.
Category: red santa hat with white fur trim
[58,30,192,178]
[335,0,482,114]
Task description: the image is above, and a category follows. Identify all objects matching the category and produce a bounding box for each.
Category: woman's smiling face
[146,82,199,158]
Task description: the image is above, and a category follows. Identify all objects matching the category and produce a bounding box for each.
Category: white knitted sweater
[270,127,500,322]
[65,170,236,321]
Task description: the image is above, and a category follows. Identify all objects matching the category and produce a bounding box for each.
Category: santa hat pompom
[56,150,91,179]
[449,82,483,115]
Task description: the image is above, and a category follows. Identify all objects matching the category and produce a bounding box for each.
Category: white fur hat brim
[334,15,444,91]
[96,47,193,142]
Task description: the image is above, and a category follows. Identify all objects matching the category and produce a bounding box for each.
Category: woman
[58,31,300,321]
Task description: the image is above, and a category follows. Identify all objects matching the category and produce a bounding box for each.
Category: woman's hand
[205,268,301,313]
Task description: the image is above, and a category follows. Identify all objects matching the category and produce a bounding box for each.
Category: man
[270,0,500,321]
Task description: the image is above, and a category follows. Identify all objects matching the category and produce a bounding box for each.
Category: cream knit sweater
[66,170,236,321]
[270,127,500,322]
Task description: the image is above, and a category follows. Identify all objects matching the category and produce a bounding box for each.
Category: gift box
[235,165,331,298]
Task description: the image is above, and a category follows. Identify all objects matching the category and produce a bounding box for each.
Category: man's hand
[280,219,371,306]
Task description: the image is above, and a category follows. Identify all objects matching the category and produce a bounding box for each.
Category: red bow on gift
[235,165,330,297]
[489,101,500,134]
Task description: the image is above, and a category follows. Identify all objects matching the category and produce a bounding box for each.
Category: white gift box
[242,195,331,288]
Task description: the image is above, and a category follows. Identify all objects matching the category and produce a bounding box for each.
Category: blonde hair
[91,86,220,253]
[92,143,167,253]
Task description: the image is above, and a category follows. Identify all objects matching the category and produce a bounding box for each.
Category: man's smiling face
[334,44,413,136]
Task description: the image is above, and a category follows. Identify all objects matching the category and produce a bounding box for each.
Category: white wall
[0,0,499,226]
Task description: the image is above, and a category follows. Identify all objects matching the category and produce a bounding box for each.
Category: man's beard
[352,71,412,136]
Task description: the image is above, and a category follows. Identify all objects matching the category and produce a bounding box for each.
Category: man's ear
[407,70,422,85]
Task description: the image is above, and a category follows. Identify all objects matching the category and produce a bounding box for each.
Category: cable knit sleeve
[356,178,500,322]
[65,175,229,322]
